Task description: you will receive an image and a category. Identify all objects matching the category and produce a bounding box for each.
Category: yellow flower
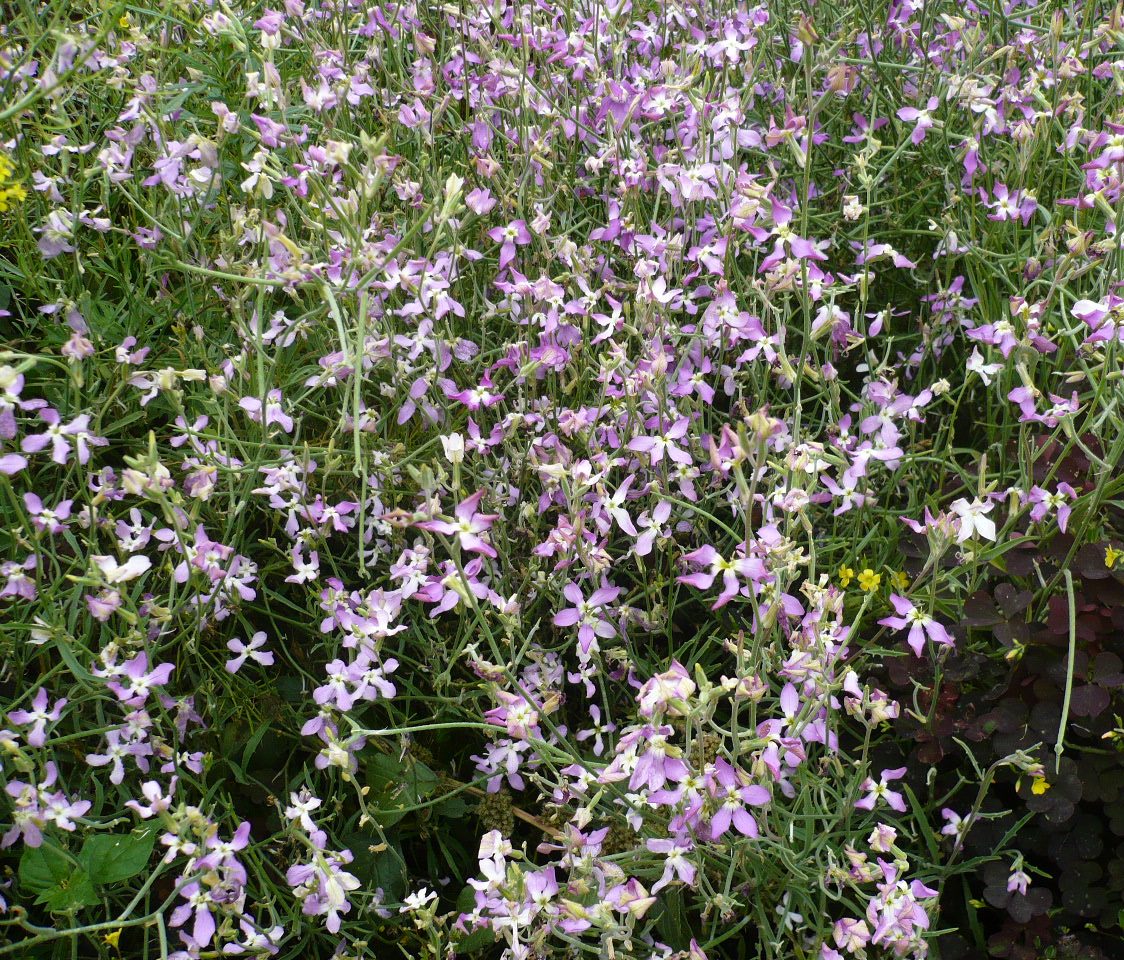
[857,568,881,592]
[889,570,910,590]
[838,565,855,588]
[103,929,122,950]
[1030,778,1050,796]
[0,183,27,212]
[1106,545,1122,570]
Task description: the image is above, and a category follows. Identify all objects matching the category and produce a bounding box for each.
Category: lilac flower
[551,581,621,655]
[92,553,152,584]
[86,729,152,784]
[415,490,499,558]
[485,691,541,740]
[2,763,90,848]
[8,689,66,747]
[1025,483,1077,532]
[897,97,938,144]
[0,555,37,601]
[170,882,218,946]
[239,389,294,433]
[104,653,175,706]
[677,544,768,608]
[637,661,696,718]
[647,834,696,892]
[226,632,275,673]
[628,416,692,465]
[706,758,770,839]
[878,594,954,656]
[23,494,73,534]
[21,410,107,464]
[0,453,27,475]
[855,767,908,813]
[1007,863,1031,895]
[487,219,531,270]
[286,849,361,933]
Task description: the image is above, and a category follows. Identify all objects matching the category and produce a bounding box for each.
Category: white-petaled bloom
[966,348,1002,385]
[400,887,438,913]
[439,432,465,464]
[92,554,152,583]
[950,497,996,542]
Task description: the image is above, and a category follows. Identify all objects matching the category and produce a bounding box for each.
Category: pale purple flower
[878,594,954,656]
[8,689,66,747]
[855,767,908,813]
[552,581,621,654]
[897,97,938,144]
[239,389,294,433]
[647,834,696,893]
[415,490,499,558]
[226,632,275,673]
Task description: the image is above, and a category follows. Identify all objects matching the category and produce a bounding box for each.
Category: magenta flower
[878,594,954,656]
[855,767,908,812]
[415,490,499,558]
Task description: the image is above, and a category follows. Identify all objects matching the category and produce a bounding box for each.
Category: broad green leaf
[80,828,157,884]
[19,843,71,892]
[35,867,99,913]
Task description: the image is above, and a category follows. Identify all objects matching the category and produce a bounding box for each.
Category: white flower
[439,432,465,464]
[950,497,996,542]
[400,886,438,913]
[966,348,1002,386]
[92,554,152,583]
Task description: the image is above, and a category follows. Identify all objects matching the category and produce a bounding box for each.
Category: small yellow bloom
[1030,778,1050,796]
[889,570,910,590]
[103,929,122,950]
[1106,545,1122,570]
[838,565,855,588]
[857,568,881,592]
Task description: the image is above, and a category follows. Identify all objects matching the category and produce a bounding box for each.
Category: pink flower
[487,220,531,270]
[239,389,294,433]
[551,581,621,654]
[226,632,275,673]
[878,594,954,656]
[677,543,768,609]
[855,767,908,813]
[646,834,696,892]
[415,490,499,558]
[896,97,938,144]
